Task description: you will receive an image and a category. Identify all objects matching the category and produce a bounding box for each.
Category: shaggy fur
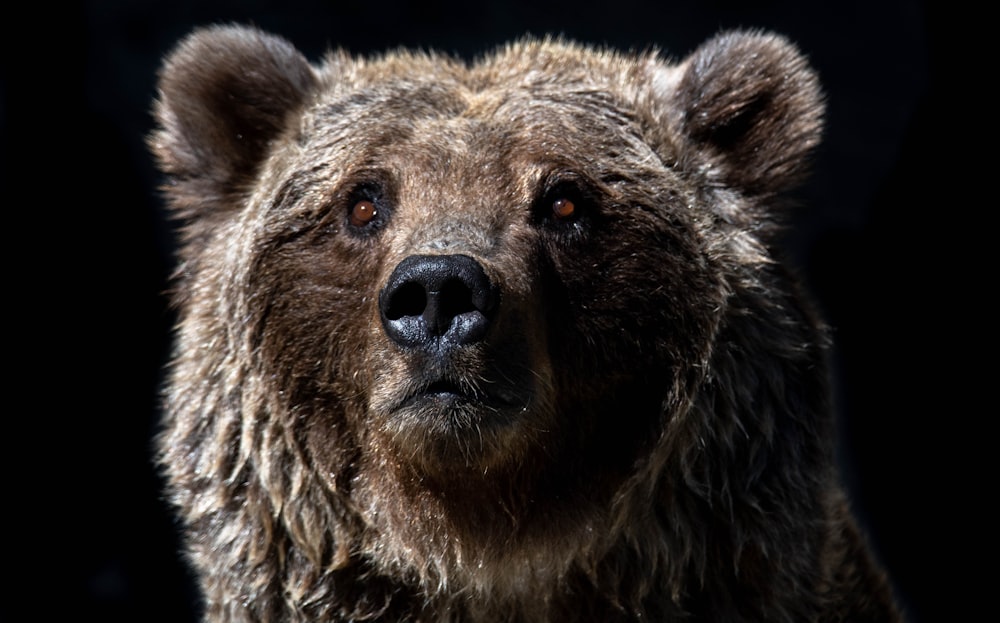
[151,24,902,622]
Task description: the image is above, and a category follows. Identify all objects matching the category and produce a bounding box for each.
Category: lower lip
[412,390,473,407]
[392,383,523,415]
[400,389,512,414]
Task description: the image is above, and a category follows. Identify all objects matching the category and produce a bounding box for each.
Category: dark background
[5,1,968,622]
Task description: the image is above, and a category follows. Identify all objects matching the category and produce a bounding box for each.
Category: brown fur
[151,24,902,622]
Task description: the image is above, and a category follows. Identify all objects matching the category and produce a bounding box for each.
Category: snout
[369,253,554,472]
[379,254,500,351]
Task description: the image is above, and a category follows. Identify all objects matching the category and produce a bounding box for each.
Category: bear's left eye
[551,197,576,220]
[534,176,595,229]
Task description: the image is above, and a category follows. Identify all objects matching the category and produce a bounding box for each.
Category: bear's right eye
[342,180,392,236]
[350,200,378,227]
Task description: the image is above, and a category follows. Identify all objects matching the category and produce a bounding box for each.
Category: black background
[4,1,969,622]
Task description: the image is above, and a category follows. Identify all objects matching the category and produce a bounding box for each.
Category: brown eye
[350,200,377,227]
[533,176,592,230]
[552,197,575,219]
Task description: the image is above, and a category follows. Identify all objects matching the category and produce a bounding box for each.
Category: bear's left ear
[651,30,824,197]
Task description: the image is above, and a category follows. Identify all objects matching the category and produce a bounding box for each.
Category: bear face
[151,25,900,622]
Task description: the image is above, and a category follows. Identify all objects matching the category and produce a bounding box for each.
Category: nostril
[438,278,476,318]
[385,281,427,321]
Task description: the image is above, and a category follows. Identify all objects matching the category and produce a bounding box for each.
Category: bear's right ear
[150,24,317,223]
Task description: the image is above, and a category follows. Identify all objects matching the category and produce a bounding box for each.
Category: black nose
[379,254,500,349]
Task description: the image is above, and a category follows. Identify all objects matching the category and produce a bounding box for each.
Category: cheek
[544,218,722,377]
[253,241,383,408]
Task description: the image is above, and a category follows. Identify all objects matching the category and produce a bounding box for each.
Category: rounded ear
[150,24,318,222]
[653,30,824,197]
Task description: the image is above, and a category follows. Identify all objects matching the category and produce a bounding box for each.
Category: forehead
[300,69,651,185]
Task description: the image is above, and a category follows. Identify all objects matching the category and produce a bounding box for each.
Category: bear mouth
[373,369,538,467]
[396,376,524,417]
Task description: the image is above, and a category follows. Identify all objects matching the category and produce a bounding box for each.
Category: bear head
[148,24,895,622]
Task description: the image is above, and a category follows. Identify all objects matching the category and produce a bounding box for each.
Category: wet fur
[151,24,902,622]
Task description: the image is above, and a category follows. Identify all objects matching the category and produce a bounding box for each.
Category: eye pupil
[350,200,377,227]
[552,198,575,219]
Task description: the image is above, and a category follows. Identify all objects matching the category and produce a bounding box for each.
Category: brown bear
[150,24,902,622]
